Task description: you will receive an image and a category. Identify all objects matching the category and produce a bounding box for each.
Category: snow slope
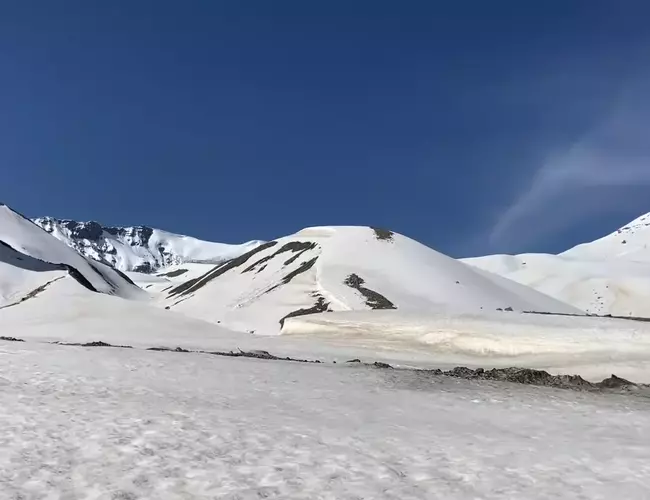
[34,216,264,273]
[562,211,650,261]
[2,340,650,499]
[163,226,579,334]
[465,213,650,317]
[0,204,141,302]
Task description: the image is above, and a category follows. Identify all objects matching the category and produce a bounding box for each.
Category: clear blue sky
[2,1,649,257]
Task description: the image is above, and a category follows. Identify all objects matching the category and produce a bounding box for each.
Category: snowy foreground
[2,341,650,500]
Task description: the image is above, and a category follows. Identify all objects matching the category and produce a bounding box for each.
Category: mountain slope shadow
[0,240,97,292]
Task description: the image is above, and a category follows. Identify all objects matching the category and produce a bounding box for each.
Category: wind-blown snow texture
[1,340,650,499]
[165,226,578,334]
[34,216,264,273]
[465,213,650,317]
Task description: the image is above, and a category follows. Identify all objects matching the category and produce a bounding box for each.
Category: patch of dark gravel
[168,241,278,297]
[279,295,331,327]
[343,273,396,310]
[147,346,191,353]
[430,366,640,392]
[205,348,321,364]
[157,268,189,278]
[132,262,155,274]
[0,276,66,310]
[349,359,645,393]
[523,309,650,323]
[53,341,133,349]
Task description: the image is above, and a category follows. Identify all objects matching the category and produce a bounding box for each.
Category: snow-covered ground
[465,212,650,317]
[1,340,650,499]
[126,262,215,296]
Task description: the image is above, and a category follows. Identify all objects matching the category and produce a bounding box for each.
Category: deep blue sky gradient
[1,1,649,256]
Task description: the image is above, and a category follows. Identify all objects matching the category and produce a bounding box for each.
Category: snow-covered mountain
[33,216,264,273]
[464,213,650,317]
[0,204,142,307]
[159,226,579,334]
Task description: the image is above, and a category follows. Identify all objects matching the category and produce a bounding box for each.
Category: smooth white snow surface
[465,213,650,317]
[1,340,650,499]
[127,263,215,296]
[562,211,650,261]
[35,216,264,272]
[166,226,579,334]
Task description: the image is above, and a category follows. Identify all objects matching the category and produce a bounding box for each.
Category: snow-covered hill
[464,213,650,317]
[33,216,264,273]
[561,212,650,261]
[162,226,579,334]
[0,204,142,306]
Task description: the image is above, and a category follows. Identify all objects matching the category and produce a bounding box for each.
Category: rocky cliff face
[33,217,263,273]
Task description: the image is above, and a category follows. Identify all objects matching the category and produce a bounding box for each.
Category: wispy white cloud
[488,78,650,252]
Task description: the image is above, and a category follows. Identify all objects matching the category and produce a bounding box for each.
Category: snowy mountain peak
[464,211,650,317]
[560,212,650,262]
[32,216,264,273]
[160,225,578,334]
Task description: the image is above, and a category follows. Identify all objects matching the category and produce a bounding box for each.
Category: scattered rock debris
[523,309,650,324]
[0,276,65,310]
[343,273,396,310]
[4,337,648,393]
[53,341,133,349]
[205,348,321,364]
[427,366,639,391]
[147,346,191,353]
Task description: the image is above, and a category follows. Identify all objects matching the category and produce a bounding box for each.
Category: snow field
[1,340,650,499]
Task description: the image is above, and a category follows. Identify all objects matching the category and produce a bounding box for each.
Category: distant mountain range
[33,216,263,273]
[3,202,650,336]
[0,204,577,336]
